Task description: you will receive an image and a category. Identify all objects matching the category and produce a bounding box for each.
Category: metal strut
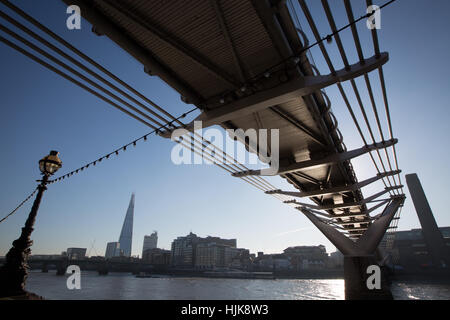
[284,186,401,211]
[232,139,398,177]
[161,52,389,137]
[266,170,400,197]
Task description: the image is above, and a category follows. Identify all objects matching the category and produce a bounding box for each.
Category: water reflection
[25,271,449,300]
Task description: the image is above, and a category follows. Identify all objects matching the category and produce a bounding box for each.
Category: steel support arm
[266,170,400,197]
[336,219,372,226]
[232,139,398,177]
[344,227,369,232]
[330,199,390,220]
[162,52,388,137]
[285,187,400,211]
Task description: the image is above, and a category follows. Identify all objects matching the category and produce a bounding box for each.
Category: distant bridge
[24,257,157,275]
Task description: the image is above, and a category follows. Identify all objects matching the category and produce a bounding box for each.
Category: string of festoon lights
[0,108,196,224]
[48,107,197,185]
[0,187,38,224]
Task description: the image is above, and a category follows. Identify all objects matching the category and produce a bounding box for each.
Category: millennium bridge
[0,0,411,299]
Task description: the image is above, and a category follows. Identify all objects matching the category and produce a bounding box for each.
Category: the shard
[118,193,135,257]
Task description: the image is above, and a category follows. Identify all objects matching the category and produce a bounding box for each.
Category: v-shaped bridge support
[299,196,404,256]
[300,195,404,300]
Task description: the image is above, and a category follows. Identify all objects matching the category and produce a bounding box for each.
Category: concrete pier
[344,256,393,300]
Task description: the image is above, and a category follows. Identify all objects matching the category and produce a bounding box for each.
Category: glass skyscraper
[118,193,135,257]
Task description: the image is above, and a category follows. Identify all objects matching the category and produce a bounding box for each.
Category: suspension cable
[0,23,168,129]
[0,14,288,202]
[366,0,404,211]
[299,0,397,197]
[0,0,184,126]
[0,10,174,126]
[342,0,398,192]
[0,6,290,199]
[227,0,398,86]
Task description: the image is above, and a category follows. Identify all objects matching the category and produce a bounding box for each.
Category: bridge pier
[56,261,67,276]
[132,264,143,275]
[41,263,48,273]
[300,196,404,300]
[56,266,65,275]
[344,256,392,300]
[98,264,109,275]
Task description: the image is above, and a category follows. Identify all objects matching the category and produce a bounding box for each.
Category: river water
[25,271,450,300]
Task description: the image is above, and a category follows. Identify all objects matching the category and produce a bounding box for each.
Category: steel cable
[299,0,397,196]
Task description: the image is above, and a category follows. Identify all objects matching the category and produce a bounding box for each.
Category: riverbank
[133,268,344,280]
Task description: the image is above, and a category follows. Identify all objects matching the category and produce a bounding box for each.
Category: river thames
[25,271,450,300]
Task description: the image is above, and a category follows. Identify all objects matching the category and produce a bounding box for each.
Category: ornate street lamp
[39,151,62,176]
[0,151,62,298]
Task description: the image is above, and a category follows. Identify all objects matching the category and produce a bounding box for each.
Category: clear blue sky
[1,0,449,257]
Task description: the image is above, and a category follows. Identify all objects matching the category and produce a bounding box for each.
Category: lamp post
[0,151,62,298]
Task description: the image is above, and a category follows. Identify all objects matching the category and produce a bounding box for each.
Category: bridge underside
[63,0,405,298]
[67,0,403,237]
